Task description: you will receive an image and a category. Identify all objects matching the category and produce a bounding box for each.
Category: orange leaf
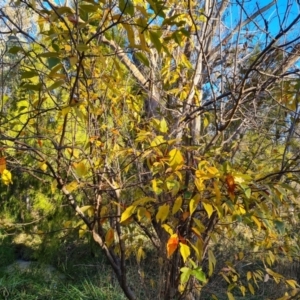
[226,174,236,196]
[0,157,6,174]
[167,234,179,258]
[37,139,43,147]
[105,228,114,247]
[181,211,190,221]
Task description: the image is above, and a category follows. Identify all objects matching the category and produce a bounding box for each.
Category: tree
[1,0,300,299]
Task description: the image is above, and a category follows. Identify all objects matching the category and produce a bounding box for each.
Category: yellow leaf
[64,44,72,51]
[79,224,87,238]
[251,215,261,232]
[178,283,185,293]
[208,249,216,276]
[203,202,214,218]
[39,161,47,171]
[206,166,219,176]
[1,169,12,185]
[213,181,221,203]
[240,285,246,297]
[227,292,235,300]
[189,240,202,260]
[195,177,205,191]
[189,194,200,215]
[248,283,255,295]
[159,118,168,133]
[105,228,114,247]
[74,161,88,177]
[156,204,170,223]
[247,271,252,281]
[80,205,94,217]
[51,180,57,193]
[286,279,298,288]
[168,149,184,170]
[61,106,71,116]
[65,181,80,193]
[236,204,246,215]
[167,234,179,258]
[162,224,174,235]
[122,23,135,47]
[150,135,165,147]
[172,196,183,214]
[63,220,72,228]
[193,218,205,233]
[120,205,136,224]
[180,243,190,262]
[137,207,147,221]
[69,56,78,67]
[152,178,163,195]
[137,247,146,263]
[266,268,283,279]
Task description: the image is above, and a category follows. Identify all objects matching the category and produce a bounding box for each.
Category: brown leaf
[0,157,6,174]
[226,174,236,196]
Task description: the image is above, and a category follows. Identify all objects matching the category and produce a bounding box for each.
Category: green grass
[0,233,127,300]
[0,232,299,300]
[0,262,127,300]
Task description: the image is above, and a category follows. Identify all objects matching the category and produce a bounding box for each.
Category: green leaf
[21,71,39,79]
[240,183,251,198]
[80,4,99,12]
[38,52,59,58]
[166,179,180,196]
[147,0,166,17]
[56,6,74,15]
[23,83,42,91]
[180,267,192,284]
[208,249,216,276]
[162,14,183,26]
[274,220,285,234]
[76,44,89,52]
[191,268,206,283]
[8,46,22,54]
[119,0,134,16]
[149,30,162,53]
[48,57,61,69]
